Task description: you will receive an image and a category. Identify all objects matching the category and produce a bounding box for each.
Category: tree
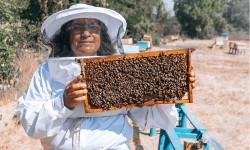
[174,0,228,39]
[224,0,249,34]
[15,0,170,46]
[163,16,181,36]
[0,0,23,81]
[96,0,168,41]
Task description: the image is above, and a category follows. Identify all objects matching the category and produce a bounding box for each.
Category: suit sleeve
[15,63,73,139]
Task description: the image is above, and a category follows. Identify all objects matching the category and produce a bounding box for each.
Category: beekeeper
[16,4,195,150]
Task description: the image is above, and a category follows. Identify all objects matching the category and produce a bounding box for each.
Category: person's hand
[189,66,195,89]
[63,75,88,110]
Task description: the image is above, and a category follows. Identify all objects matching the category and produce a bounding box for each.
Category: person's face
[68,18,101,56]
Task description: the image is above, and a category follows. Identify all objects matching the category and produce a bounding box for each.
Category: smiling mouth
[78,41,94,44]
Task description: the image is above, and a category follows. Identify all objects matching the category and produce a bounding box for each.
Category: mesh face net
[115,25,125,54]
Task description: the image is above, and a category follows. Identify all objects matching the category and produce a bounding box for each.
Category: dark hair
[47,20,116,57]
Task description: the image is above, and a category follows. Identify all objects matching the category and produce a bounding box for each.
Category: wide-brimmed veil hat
[41,4,127,49]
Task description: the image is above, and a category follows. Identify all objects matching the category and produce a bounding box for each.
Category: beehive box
[121,38,133,45]
[76,48,194,113]
[137,41,151,49]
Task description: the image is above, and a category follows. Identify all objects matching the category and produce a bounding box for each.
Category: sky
[164,0,175,16]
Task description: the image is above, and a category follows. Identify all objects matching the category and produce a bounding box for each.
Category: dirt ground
[0,39,249,150]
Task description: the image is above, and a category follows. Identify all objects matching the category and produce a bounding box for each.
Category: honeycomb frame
[76,48,194,113]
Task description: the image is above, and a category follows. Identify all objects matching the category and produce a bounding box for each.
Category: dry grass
[0,52,46,104]
[0,52,47,150]
[133,39,250,150]
[162,39,250,149]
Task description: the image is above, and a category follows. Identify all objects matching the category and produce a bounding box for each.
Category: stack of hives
[142,34,152,41]
[76,48,194,113]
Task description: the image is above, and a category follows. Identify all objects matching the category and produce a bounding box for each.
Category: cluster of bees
[85,53,189,110]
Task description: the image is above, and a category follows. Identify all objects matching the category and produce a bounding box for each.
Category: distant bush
[0,29,15,81]
[0,0,44,82]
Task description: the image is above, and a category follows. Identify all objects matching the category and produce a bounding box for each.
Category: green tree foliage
[21,0,43,23]
[224,0,249,34]
[95,0,169,41]
[163,16,181,35]
[174,0,228,39]
[0,0,22,80]
[0,27,15,81]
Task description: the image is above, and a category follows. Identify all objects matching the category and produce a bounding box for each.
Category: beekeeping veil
[41,4,127,55]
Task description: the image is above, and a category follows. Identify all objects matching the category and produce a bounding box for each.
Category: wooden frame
[76,48,194,113]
